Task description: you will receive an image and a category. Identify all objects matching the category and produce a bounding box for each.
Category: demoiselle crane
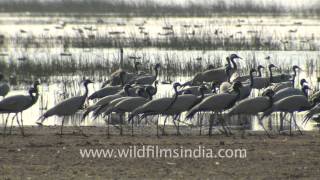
[37,79,93,136]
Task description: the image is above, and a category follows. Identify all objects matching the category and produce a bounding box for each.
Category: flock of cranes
[1,53,320,137]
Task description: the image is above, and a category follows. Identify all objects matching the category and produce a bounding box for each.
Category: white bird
[0,85,39,136]
[0,73,10,98]
[37,79,93,136]
[186,81,243,136]
[88,72,125,100]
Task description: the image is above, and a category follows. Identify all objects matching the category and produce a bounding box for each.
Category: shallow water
[0,15,319,50]
[0,15,319,131]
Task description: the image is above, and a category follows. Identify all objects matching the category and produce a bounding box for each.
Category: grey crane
[128,63,161,85]
[82,84,132,120]
[128,82,182,136]
[262,95,313,135]
[88,71,125,100]
[101,61,141,87]
[1,83,39,136]
[191,54,241,85]
[238,68,256,100]
[186,81,243,136]
[231,65,264,83]
[272,83,310,102]
[102,87,153,136]
[228,89,274,136]
[270,65,301,84]
[37,79,93,136]
[166,85,208,135]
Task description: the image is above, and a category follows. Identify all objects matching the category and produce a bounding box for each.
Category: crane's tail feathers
[303,112,314,125]
[102,107,114,118]
[81,109,91,122]
[92,105,108,119]
[185,110,196,120]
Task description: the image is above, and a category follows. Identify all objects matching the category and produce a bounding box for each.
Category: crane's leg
[131,113,134,137]
[279,113,287,134]
[156,115,159,138]
[162,116,168,136]
[3,114,10,137]
[208,112,214,136]
[9,114,16,135]
[219,112,230,136]
[268,115,272,131]
[173,114,181,136]
[107,115,110,137]
[293,113,303,135]
[289,113,293,136]
[60,117,65,137]
[20,112,25,136]
[257,115,271,138]
[199,112,205,136]
[15,113,24,136]
[120,114,123,136]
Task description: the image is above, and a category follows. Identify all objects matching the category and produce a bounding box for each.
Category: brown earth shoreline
[0,126,320,179]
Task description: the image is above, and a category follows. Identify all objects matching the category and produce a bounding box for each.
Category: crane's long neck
[269,67,273,82]
[250,71,254,87]
[164,86,179,111]
[153,82,158,96]
[302,87,308,98]
[83,83,89,98]
[230,58,237,70]
[135,64,139,74]
[120,74,125,86]
[146,89,153,100]
[227,89,241,109]
[292,68,297,88]
[258,68,262,77]
[29,91,39,104]
[125,87,130,96]
[154,67,159,79]
[226,58,231,68]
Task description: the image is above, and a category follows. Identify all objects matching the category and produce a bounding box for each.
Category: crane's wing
[43,96,85,117]
[0,95,31,112]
